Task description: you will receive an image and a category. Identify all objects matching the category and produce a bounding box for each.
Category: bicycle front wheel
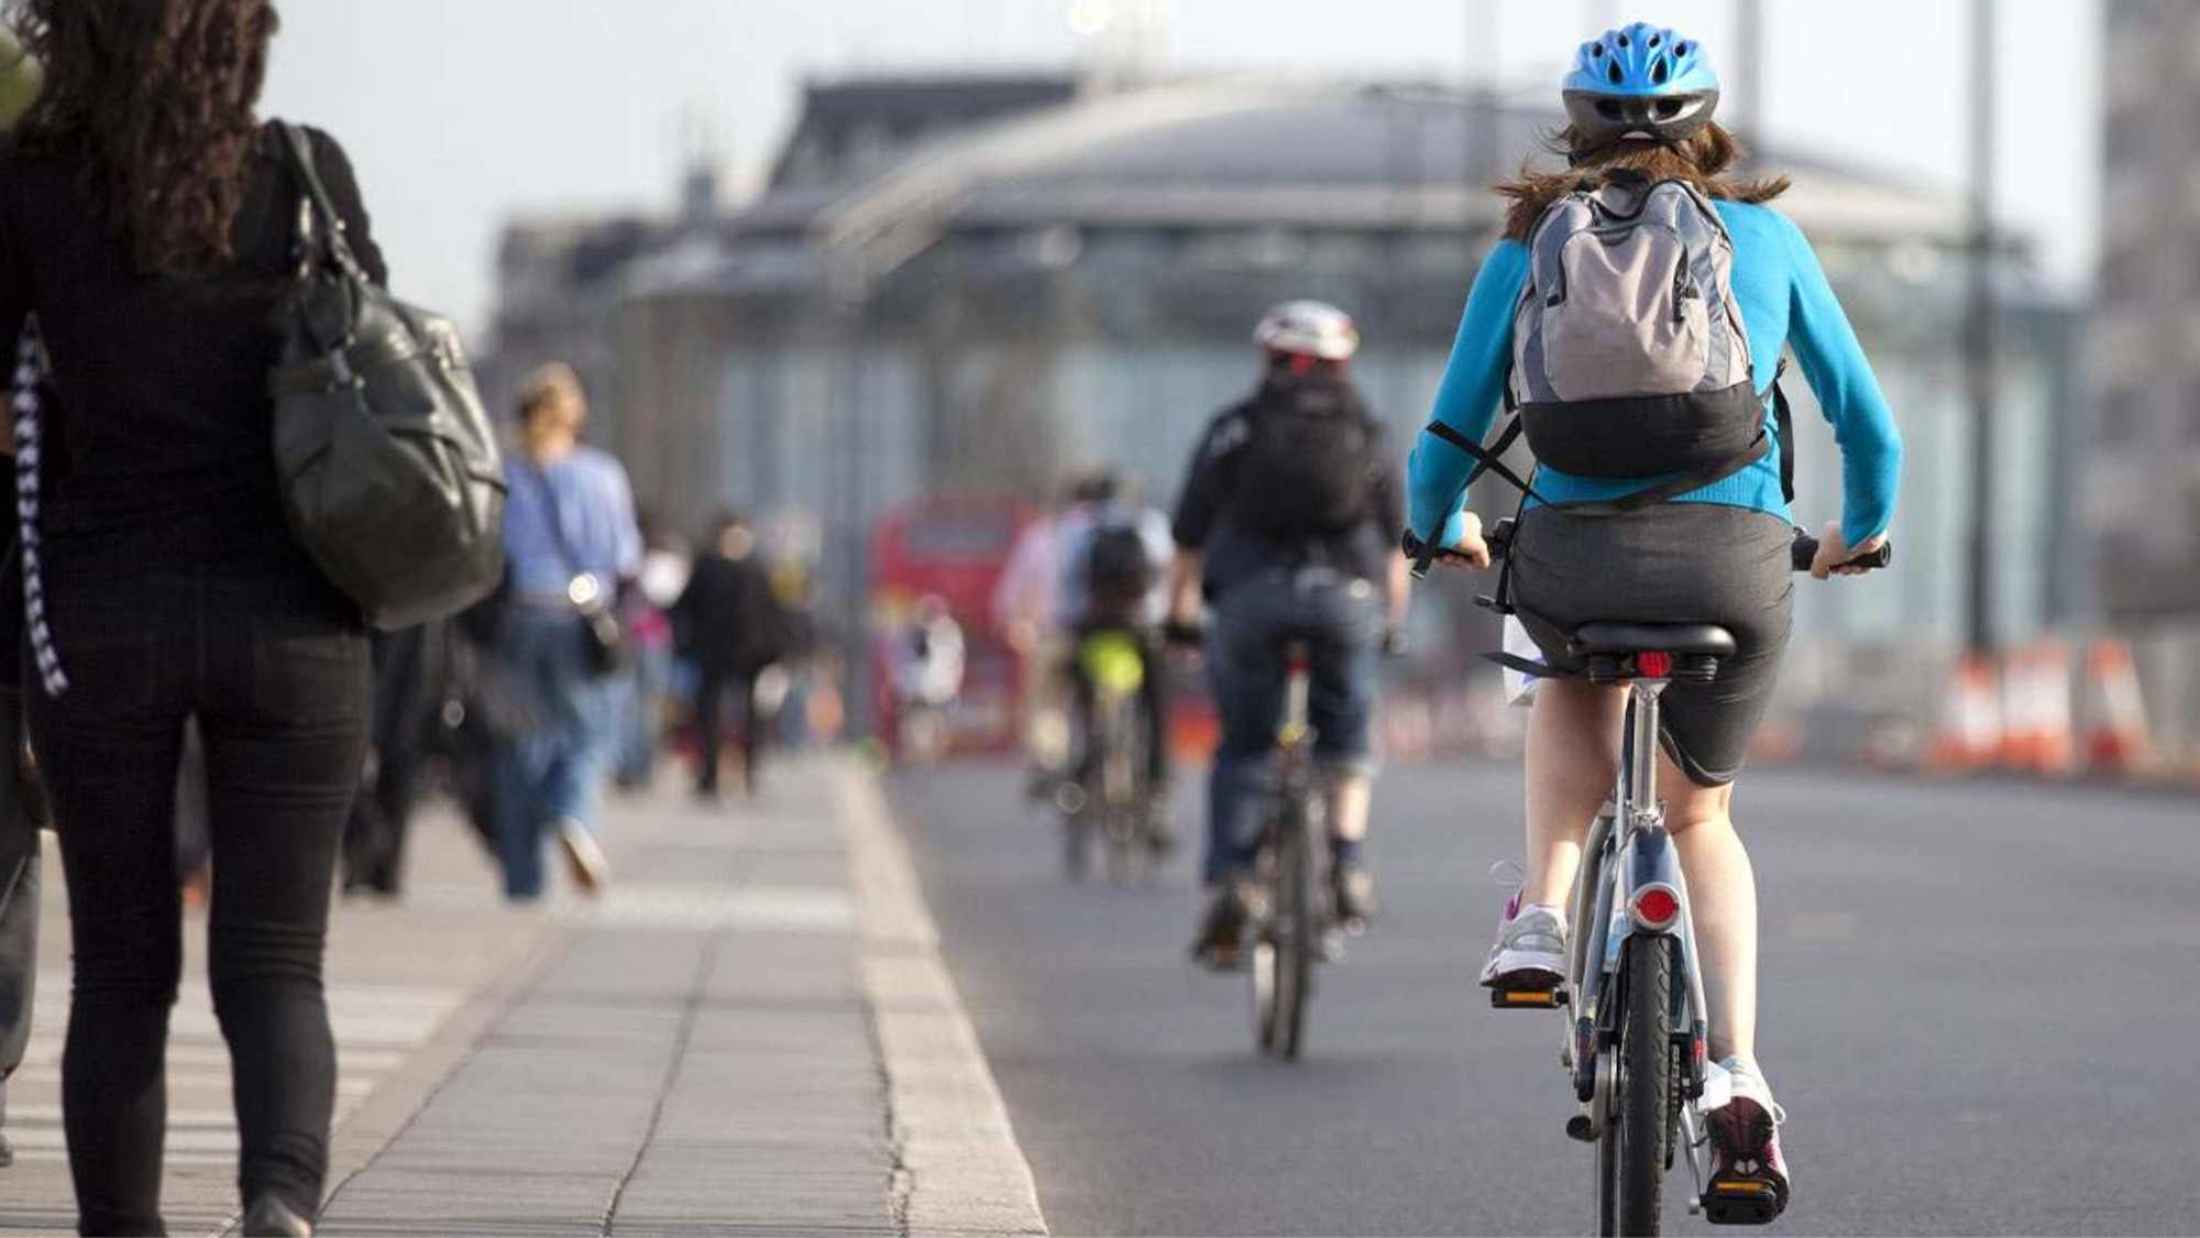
[1268,799,1314,1061]
[1600,936,1674,1235]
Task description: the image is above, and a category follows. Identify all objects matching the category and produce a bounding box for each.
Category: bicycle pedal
[1489,986,1568,1010]
[1701,1181,1782,1226]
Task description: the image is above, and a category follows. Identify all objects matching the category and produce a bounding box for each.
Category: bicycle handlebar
[1788,531,1893,574]
[1407,520,1890,576]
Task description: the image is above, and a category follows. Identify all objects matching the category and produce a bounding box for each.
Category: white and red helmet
[1254,300,1360,362]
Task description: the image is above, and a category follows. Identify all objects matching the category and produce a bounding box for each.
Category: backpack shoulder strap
[1423,416,1544,505]
[1771,357,1796,506]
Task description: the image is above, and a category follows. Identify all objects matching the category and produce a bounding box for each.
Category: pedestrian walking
[0,3,384,1232]
[491,364,641,899]
[341,624,454,899]
[672,513,789,799]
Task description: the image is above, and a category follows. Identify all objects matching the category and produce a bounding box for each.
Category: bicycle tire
[1604,937,1673,1235]
[1271,796,1314,1061]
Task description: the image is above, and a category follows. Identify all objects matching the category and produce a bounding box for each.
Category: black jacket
[673,552,786,675]
[0,123,385,578]
[1171,372,1404,598]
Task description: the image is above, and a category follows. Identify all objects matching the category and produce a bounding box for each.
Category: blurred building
[598,70,2078,657]
[2090,0,2200,621]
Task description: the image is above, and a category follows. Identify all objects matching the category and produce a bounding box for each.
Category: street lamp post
[1965,0,1998,653]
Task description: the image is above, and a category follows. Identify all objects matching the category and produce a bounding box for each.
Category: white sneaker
[1478,896,1567,990]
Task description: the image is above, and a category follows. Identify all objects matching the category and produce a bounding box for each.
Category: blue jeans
[493,606,619,900]
[1203,568,1383,885]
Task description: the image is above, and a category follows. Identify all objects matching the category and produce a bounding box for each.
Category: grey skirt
[1509,502,1795,787]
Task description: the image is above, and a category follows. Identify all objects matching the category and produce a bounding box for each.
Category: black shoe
[1190,884,1249,971]
[1331,863,1377,926]
[242,1195,313,1237]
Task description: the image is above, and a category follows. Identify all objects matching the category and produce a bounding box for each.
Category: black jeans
[694,667,766,796]
[29,570,370,1236]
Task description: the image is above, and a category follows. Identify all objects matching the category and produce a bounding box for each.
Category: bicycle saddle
[1568,622,1737,659]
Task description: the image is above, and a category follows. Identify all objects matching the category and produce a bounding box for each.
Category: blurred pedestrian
[673,512,786,799]
[0,536,37,1177]
[0,49,33,1172]
[613,513,686,792]
[341,624,454,899]
[0,2,381,1231]
[492,363,641,899]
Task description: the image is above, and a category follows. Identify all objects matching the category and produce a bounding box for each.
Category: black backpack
[1230,381,1377,537]
[1083,521,1155,610]
[267,123,507,631]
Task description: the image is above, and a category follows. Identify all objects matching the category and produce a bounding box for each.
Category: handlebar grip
[1790,531,1894,573]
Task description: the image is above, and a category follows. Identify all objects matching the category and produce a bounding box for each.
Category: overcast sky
[261,0,2100,336]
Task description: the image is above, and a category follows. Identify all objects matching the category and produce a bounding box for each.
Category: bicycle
[1060,627,1161,885]
[1412,519,1889,1234]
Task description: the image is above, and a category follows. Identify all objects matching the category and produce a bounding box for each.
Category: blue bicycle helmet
[1562,22,1721,148]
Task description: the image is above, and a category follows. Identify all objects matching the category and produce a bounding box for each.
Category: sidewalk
[0,754,1046,1238]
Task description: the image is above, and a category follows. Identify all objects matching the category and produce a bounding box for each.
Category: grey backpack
[1426,173,1780,513]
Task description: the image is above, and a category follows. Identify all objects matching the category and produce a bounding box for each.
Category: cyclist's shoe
[1478,894,1567,992]
[1189,881,1252,971]
[1703,1060,1790,1225]
[1330,863,1377,926]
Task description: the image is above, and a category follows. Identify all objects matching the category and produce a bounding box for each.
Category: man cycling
[1054,471,1176,843]
[1408,23,1903,1219]
[1170,301,1408,966]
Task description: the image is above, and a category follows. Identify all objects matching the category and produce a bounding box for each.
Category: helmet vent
[1592,44,1606,58]
[1617,32,1630,48]
[1676,41,1691,56]
[1650,58,1670,85]
[1606,62,1623,85]
[1649,33,1662,48]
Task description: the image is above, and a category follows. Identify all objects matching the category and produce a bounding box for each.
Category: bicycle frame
[1562,676,1712,1171]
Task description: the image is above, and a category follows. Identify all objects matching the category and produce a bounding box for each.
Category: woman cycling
[1408,23,1901,1220]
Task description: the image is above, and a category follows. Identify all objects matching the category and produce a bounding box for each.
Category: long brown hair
[7,0,280,276]
[1497,122,1790,242]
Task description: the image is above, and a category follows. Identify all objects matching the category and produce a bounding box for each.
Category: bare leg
[1326,770,1371,845]
[1521,680,1627,908]
[1659,751,1758,1065]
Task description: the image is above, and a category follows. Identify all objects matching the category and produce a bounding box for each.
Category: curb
[840,769,1049,1238]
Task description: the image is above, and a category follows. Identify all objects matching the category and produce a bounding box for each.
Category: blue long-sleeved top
[1407,200,1902,549]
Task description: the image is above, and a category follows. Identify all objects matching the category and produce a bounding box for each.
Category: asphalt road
[887,760,2200,1237]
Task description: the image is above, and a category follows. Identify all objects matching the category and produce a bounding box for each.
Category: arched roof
[729,77,1967,256]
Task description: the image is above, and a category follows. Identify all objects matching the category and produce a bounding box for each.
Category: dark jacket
[1172,371,1405,599]
[673,552,787,675]
[0,122,386,579]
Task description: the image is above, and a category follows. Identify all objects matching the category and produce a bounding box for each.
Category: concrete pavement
[0,755,1044,1238]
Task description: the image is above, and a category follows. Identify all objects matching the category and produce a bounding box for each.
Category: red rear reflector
[1630,885,1680,930]
[1636,651,1673,678]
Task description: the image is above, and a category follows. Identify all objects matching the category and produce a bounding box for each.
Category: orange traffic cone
[1928,654,2001,773]
[1998,641,2074,776]
[2081,639,2152,776]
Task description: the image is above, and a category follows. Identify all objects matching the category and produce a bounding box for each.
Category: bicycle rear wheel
[1268,796,1314,1061]
[1599,936,1673,1235]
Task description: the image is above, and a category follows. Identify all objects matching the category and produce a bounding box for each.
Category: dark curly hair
[1498,122,1790,243]
[7,0,280,276]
